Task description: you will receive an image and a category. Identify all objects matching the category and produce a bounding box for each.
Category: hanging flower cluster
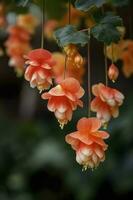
[5,14,38,76]
[1,0,131,171]
[21,0,128,171]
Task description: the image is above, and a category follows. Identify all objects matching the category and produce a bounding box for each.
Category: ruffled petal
[77,117,102,133]
[61,77,80,93]
[27,48,52,63]
[49,85,65,96]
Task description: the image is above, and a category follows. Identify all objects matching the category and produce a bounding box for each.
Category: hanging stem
[104,44,108,86]
[63,55,67,79]
[64,0,71,79]
[68,0,71,24]
[88,29,91,117]
[111,44,114,64]
[41,0,46,49]
[128,0,132,39]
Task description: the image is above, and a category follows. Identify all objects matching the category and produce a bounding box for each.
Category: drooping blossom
[41,78,84,129]
[5,25,31,76]
[52,52,85,84]
[24,49,55,91]
[108,63,119,82]
[91,83,124,125]
[17,14,39,34]
[65,117,109,170]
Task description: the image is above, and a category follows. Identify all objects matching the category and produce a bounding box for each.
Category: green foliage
[91,13,122,44]
[75,0,106,11]
[54,25,89,47]
[33,0,67,19]
[109,0,129,7]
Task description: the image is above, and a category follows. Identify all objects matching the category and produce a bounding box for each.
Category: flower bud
[108,64,119,82]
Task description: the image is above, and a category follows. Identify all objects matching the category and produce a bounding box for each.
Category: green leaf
[91,13,123,45]
[75,0,106,11]
[54,25,89,47]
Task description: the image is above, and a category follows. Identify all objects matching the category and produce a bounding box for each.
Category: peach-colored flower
[52,52,85,84]
[41,78,84,128]
[108,63,119,82]
[91,83,124,124]
[65,117,109,169]
[120,40,133,77]
[7,25,30,42]
[5,25,31,76]
[17,14,39,34]
[24,49,55,91]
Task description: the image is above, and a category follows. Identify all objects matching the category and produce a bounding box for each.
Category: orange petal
[92,84,99,96]
[61,77,80,93]
[41,92,51,99]
[92,131,109,139]
[65,131,80,150]
[66,131,93,146]
[49,85,65,96]
[27,48,52,63]
[77,117,102,133]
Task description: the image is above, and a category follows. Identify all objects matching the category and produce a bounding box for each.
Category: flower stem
[111,44,114,64]
[88,30,91,118]
[64,55,67,79]
[41,0,46,49]
[68,0,71,25]
[64,0,71,79]
[104,44,108,86]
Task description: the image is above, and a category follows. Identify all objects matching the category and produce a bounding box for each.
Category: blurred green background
[0,0,133,200]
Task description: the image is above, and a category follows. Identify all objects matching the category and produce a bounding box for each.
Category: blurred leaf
[75,0,106,11]
[54,25,89,47]
[91,13,122,44]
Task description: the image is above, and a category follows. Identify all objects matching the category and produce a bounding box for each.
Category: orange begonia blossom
[41,78,84,129]
[91,83,124,125]
[7,25,30,42]
[52,52,85,84]
[5,25,31,76]
[24,49,55,92]
[120,40,133,77]
[65,117,109,170]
